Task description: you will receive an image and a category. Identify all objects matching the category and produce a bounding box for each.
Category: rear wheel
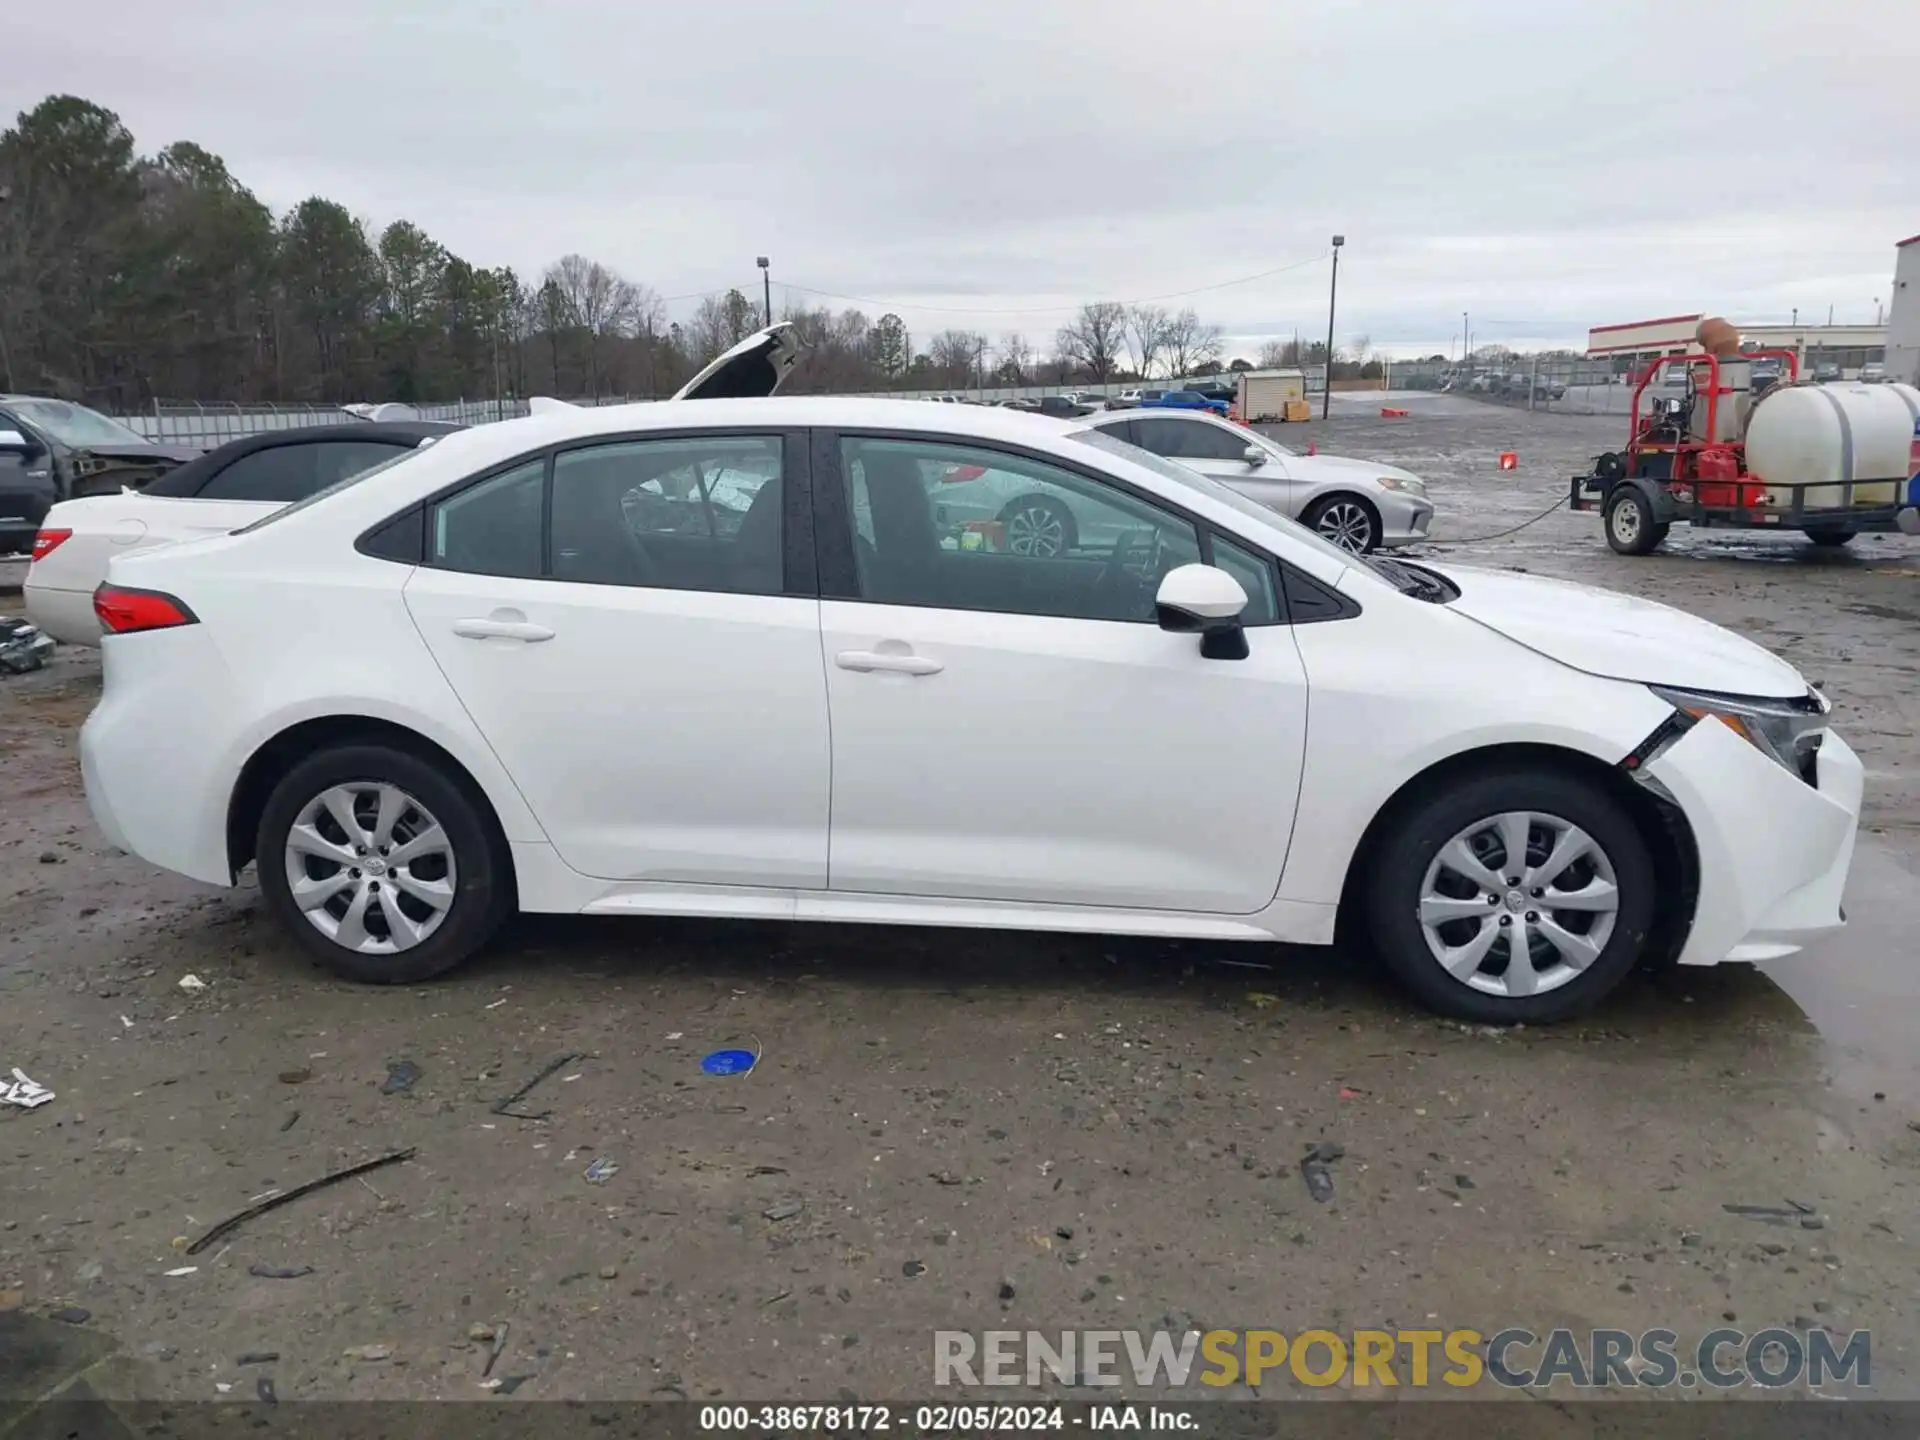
[1805,529,1856,548]
[1365,768,1656,1023]
[1603,487,1668,555]
[1301,494,1379,554]
[257,744,509,983]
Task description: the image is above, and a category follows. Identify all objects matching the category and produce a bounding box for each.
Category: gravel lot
[4,392,1919,1408]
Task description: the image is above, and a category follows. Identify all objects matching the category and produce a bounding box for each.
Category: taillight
[30,528,72,563]
[93,584,198,635]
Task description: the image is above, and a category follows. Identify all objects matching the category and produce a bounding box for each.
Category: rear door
[402,428,832,887]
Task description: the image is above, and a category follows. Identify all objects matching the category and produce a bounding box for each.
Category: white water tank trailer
[1744,380,1920,510]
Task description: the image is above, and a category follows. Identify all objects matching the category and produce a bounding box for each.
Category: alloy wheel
[283,782,457,954]
[1005,503,1068,557]
[1315,501,1374,552]
[1416,810,1620,999]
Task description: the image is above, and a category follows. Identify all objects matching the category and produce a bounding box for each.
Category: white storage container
[1744,381,1920,509]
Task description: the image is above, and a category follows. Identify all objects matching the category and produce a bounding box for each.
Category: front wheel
[257,744,509,983]
[1365,768,1656,1023]
[1603,487,1668,555]
[1805,529,1856,548]
[1301,494,1379,554]
[998,496,1076,557]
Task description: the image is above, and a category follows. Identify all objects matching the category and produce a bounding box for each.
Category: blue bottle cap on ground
[702,1048,757,1076]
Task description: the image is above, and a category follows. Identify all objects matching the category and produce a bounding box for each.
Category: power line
[774,250,1333,318]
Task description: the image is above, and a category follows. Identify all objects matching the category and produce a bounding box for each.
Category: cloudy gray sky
[11,0,1915,358]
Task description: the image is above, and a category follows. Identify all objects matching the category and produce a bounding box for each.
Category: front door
[402,429,831,887]
[816,431,1309,915]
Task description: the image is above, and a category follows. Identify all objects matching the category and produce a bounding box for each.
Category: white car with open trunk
[77,327,1862,1023]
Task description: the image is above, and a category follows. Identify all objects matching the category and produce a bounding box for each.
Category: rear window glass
[231,442,435,535]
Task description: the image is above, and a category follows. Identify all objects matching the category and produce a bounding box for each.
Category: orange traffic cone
[1499,451,1518,471]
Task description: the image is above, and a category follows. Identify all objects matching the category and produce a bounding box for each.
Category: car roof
[121,394,1358,589]
[142,420,462,498]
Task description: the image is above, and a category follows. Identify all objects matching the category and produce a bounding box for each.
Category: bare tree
[996,332,1033,386]
[544,254,640,397]
[1124,304,1170,380]
[687,295,733,364]
[1256,339,1294,370]
[1161,308,1222,380]
[1055,301,1127,384]
[930,328,985,389]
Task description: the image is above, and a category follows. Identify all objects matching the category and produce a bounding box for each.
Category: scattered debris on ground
[187,1148,417,1254]
[1300,1141,1345,1203]
[491,1052,582,1119]
[583,1157,618,1185]
[380,1059,422,1095]
[1,1067,54,1110]
[0,617,54,676]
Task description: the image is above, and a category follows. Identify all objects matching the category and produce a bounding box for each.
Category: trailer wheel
[1804,529,1856,548]
[1603,488,1667,556]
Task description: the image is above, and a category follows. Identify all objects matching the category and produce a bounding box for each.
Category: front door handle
[453,616,555,643]
[835,649,943,676]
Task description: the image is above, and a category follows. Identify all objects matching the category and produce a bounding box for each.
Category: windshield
[1069,427,1358,569]
[7,398,149,448]
[232,441,436,534]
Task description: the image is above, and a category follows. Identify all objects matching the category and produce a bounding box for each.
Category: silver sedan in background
[1084,409,1432,553]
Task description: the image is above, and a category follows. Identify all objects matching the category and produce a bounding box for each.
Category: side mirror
[0,429,30,452]
[1155,563,1250,661]
[1242,444,1267,466]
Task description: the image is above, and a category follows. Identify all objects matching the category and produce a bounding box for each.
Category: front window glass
[841,436,1200,623]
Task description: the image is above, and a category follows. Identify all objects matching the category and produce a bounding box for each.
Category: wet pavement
[2,395,1918,1407]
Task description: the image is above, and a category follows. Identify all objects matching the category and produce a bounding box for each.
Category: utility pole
[756,256,772,327]
[1322,235,1344,420]
[1463,311,1471,373]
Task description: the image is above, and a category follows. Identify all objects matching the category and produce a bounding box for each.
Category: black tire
[1603,487,1667,555]
[256,743,510,984]
[1805,529,1856,548]
[997,495,1077,557]
[1300,493,1380,554]
[1364,767,1657,1024]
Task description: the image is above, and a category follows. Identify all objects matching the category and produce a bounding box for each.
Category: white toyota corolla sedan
[79,330,1862,1023]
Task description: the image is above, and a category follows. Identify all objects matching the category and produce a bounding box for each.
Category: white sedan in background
[77,329,1860,1025]
[25,423,456,645]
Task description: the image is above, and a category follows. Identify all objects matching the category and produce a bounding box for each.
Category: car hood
[72,440,203,466]
[1430,564,1808,698]
[672,323,801,400]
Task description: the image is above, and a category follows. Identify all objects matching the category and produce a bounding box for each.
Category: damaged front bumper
[1639,713,1862,966]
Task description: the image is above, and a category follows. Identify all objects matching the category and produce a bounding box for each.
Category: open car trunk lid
[672,323,802,400]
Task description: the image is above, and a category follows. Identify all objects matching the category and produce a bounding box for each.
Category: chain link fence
[110,396,648,448]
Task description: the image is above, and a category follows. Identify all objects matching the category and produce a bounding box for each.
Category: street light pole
[1321,235,1344,420]
[756,256,772,327]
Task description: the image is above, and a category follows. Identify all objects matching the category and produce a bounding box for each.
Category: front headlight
[1649,684,1828,776]
[1377,475,1427,496]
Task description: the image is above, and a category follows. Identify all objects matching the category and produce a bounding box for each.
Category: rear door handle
[453,617,555,643]
[835,649,943,676]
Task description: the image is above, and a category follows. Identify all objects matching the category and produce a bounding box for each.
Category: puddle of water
[1760,841,1920,1108]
